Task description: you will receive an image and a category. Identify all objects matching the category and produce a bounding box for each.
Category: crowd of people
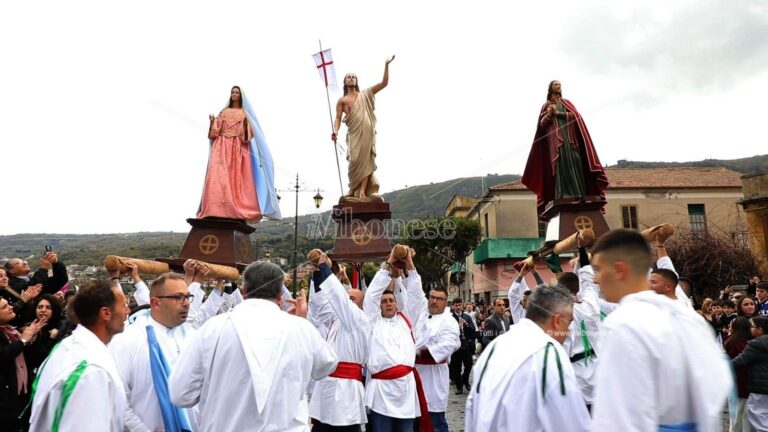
[0,232,767,431]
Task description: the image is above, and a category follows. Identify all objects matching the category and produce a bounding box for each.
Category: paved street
[441,371,731,432]
[445,384,469,431]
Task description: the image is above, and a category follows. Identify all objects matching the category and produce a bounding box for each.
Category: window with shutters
[621,205,638,230]
[688,204,707,232]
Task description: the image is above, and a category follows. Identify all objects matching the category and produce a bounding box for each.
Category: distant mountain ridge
[613,154,768,175]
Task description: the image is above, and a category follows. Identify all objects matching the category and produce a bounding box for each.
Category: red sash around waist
[371,365,434,432]
[328,362,364,382]
[415,350,447,365]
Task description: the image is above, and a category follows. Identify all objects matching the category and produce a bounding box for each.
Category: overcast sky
[2,0,766,235]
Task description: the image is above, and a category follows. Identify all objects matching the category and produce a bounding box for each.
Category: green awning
[473,238,543,264]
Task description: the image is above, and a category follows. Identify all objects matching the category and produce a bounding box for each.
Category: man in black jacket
[449,298,477,395]
[482,297,511,347]
[4,251,68,296]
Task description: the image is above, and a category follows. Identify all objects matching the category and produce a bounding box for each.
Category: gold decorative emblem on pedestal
[352,226,373,246]
[199,235,220,255]
[574,216,594,231]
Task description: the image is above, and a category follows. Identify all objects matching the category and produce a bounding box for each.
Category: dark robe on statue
[521,98,609,218]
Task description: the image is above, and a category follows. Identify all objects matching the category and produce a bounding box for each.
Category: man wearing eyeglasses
[414,287,460,432]
[466,284,590,432]
[109,272,200,431]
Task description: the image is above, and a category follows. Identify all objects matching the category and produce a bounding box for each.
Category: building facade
[447,167,747,305]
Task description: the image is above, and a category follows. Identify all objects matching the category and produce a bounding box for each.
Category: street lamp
[278,174,323,295]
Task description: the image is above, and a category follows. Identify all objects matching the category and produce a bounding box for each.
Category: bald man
[308,251,372,431]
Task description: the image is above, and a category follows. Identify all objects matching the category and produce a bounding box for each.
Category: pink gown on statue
[197,108,262,222]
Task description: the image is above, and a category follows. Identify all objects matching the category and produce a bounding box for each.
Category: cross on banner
[312,48,338,92]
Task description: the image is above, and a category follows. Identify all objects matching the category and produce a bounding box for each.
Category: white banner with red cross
[312,48,338,93]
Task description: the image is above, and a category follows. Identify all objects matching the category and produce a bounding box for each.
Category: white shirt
[309,273,371,426]
[169,298,337,432]
[414,307,460,413]
[30,325,127,432]
[308,279,334,339]
[656,256,694,309]
[363,269,426,419]
[591,290,732,432]
[563,265,602,404]
[465,319,590,432]
[507,276,529,324]
[186,282,225,328]
[133,280,150,306]
[109,316,197,432]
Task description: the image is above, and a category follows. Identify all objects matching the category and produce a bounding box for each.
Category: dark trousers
[449,348,473,390]
[368,411,414,432]
[429,412,449,432]
[312,421,362,432]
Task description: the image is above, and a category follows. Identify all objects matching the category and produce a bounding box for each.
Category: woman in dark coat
[724,317,753,431]
[0,295,47,432]
[22,294,64,377]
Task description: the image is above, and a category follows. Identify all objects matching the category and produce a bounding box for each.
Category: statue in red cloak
[521,80,609,219]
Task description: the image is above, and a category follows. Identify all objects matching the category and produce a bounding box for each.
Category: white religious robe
[656,256,694,309]
[414,307,460,413]
[363,269,426,419]
[169,298,338,431]
[109,316,197,432]
[30,325,127,432]
[563,264,602,404]
[187,282,225,328]
[465,319,591,432]
[507,276,528,324]
[133,280,150,306]
[591,290,732,432]
[309,274,371,426]
[309,279,334,339]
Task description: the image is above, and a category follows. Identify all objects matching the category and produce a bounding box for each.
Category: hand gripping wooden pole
[553,228,595,255]
[641,223,675,243]
[186,259,240,281]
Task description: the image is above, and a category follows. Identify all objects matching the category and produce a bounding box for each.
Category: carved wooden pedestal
[531,196,610,257]
[156,218,254,272]
[328,199,392,263]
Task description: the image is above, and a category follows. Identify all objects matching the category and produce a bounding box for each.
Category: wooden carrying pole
[104,256,240,281]
[104,256,169,275]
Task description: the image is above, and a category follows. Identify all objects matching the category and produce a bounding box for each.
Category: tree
[666,229,760,301]
[401,216,481,292]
